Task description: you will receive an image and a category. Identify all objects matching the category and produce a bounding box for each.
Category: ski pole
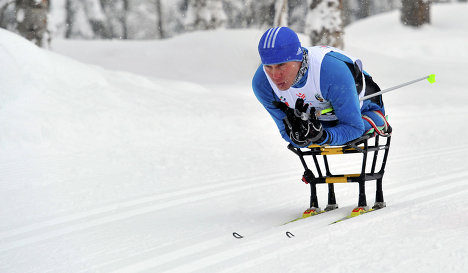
[359,74,435,101]
[318,74,435,116]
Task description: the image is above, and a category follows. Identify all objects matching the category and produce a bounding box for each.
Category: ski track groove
[1,141,465,271]
[0,171,296,252]
[3,139,453,252]
[123,171,468,273]
[106,237,234,273]
[98,168,468,273]
[100,149,468,273]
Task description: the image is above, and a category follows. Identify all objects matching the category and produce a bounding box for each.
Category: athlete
[252,27,390,147]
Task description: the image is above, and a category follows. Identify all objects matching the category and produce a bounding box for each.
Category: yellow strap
[326,174,361,183]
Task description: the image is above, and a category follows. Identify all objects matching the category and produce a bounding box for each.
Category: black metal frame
[287,134,391,210]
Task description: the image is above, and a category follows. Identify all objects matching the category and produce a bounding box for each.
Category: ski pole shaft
[359,74,435,101]
[316,74,435,117]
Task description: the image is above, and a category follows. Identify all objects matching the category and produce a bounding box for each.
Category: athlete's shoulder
[322,52,353,71]
[319,52,356,99]
[325,50,353,64]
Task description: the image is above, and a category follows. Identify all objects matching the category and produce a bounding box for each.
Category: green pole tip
[427,74,436,83]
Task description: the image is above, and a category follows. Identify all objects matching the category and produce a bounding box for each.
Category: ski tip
[232,232,244,239]
[427,74,436,83]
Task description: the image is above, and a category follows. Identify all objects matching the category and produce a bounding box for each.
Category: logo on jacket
[315,94,324,102]
[279,96,289,107]
[296,93,306,100]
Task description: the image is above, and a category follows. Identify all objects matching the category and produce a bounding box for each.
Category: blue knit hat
[258,27,303,65]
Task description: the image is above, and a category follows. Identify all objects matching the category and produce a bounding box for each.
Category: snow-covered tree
[126,0,160,39]
[100,0,129,39]
[65,0,106,39]
[184,0,227,31]
[288,0,307,32]
[15,0,49,47]
[342,0,369,26]
[401,0,431,27]
[274,0,288,26]
[305,0,344,49]
[342,0,400,26]
[159,0,186,38]
[247,0,275,28]
[0,0,16,31]
[48,0,67,38]
[222,0,249,28]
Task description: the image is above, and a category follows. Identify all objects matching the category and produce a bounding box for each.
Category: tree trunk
[401,0,431,27]
[15,0,49,47]
[274,0,288,26]
[155,0,164,38]
[121,0,129,39]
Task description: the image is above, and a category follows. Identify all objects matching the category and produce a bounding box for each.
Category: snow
[1,3,468,272]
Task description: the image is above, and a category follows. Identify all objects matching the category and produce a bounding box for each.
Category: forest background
[1,0,463,49]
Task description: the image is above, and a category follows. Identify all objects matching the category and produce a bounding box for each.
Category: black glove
[273,99,327,146]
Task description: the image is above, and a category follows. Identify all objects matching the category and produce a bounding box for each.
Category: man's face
[264,61,301,91]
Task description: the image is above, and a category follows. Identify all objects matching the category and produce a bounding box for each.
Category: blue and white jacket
[252,46,384,147]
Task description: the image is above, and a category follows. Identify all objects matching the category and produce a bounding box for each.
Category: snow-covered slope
[1,3,468,273]
[51,29,262,85]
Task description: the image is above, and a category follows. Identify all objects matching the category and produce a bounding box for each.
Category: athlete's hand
[273,99,327,146]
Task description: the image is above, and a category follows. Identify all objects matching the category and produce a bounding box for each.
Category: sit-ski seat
[287,132,391,215]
